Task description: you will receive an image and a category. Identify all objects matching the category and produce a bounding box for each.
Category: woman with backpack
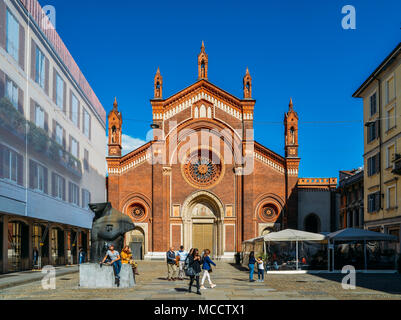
[200,249,216,289]
[186,248,202,295]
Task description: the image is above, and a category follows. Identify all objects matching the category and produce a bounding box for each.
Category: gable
[152,80,254,123]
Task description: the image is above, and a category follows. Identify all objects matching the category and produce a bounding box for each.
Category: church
[106,43,337,261]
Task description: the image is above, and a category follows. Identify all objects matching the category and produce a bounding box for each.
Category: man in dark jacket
[166,247,177,281]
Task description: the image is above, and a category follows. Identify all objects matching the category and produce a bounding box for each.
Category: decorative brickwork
[106,43,317,259]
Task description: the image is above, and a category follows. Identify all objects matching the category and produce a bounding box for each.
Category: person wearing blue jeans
[101,244,122,287]
[248,251,256,282]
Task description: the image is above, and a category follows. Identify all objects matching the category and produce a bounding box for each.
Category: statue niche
[89,203,135,262]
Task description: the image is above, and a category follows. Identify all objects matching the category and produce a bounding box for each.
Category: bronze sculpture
[89,203,135,263]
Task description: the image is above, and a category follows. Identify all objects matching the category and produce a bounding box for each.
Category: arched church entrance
[126,228,145,260]
[182,191,224,259]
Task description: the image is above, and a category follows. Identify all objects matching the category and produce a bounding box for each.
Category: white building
[0,0,106,273]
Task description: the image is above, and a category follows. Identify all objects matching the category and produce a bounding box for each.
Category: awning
[327,228,397,241]
[243,236,264,243]
[263,229,327,242]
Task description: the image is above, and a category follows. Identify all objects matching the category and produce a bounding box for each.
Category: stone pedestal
[79,263,135,288]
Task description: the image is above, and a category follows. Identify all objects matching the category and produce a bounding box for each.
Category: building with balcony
[0,0,106,273]
[353,42,401,254]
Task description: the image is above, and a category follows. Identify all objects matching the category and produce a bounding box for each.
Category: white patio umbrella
[263,229,327,270]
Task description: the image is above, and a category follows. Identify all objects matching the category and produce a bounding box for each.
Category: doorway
[192,223,213,254]
[129,229,144,260]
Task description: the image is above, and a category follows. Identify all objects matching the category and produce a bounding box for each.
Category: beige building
[353,42,401,253]
[0,0,106,273]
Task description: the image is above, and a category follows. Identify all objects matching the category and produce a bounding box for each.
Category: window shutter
[52,69,57,104]
[44,57,49,95]
[77,102,80,129]
[63,80,66,113]
[375,119,380,140]
[52,119,56,140]
[18,87,24,114]
[31,39,36,80]
[62,177,66,201]
[44,111,49,132]
[62,128,66,149]
[77,141,80,159]
[376,152,381,173]
[375,192,381,211]
[17,153,23,186]
[51,172,56,197]
[0,0,5,49]
[68,182,72,203]
[89,115,91,140]
[18,24,25,70]
[44,167,48,194]
[81,189,84,208]
[29,160,35,189]
[30,98,35,123]
[0,144,4,178]
[69,90,72,121]
[69,135,72,153]
[0,69,5,98]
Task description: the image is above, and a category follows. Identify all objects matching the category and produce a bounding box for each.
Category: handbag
[185,266,195,276]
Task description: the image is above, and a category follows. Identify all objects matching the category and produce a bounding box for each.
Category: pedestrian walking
[248,251,256,282]
[33,247,39,269]
[79,247,86,264]
[256,256,265,282]
[187,248,202,295]
[166,246,177,281]
[200,249,216,289]
[177,245,188,280]
[101,244,122,287]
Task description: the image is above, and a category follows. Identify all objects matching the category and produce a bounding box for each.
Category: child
[256,256,265,282]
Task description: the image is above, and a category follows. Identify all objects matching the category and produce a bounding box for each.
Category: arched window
[200,105,206,118]
[207,107,212,118]
[194,107,199,119]
[290,127,295,144]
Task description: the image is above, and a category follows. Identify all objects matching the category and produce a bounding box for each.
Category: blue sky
[41,0,401,178]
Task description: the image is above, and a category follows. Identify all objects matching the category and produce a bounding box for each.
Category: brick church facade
[106,43,328,261]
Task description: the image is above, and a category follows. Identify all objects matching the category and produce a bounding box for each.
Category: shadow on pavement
[311,273,401,294]
[228,263,248,272]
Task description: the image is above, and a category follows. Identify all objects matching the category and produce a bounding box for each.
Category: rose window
[182,151,223,188]
[130,204,145,220]
[260,204,279,222]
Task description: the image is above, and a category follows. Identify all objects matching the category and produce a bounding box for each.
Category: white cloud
[121,134,146,155]
[106,134,147,156]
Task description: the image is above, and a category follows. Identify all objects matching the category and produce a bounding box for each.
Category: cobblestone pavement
[1,261,401,300]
